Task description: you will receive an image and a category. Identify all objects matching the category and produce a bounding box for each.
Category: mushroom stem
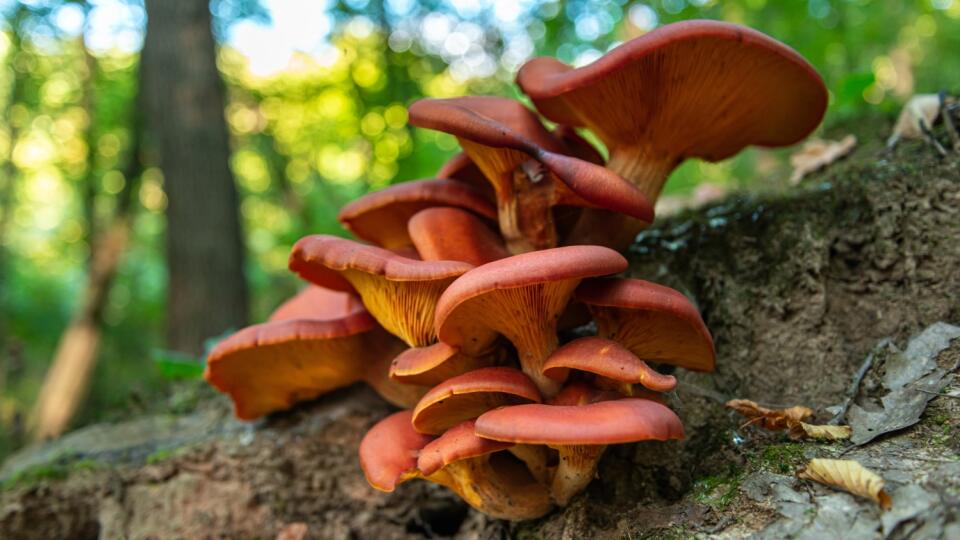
[550,444,606,506]
[431,454,554,521]
[508,444,553,486]
[565,152,675,251]
[514,327,563,398]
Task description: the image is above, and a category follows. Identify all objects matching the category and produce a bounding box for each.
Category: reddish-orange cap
[417,419,513,476]
[542,337,677,392]
[408,207,509,266]
[576,278,715,372]
[268,285,365,322]
[475,398,685,445]
[360,411,434,492]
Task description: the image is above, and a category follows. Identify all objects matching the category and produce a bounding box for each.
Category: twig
[831,340,889,425]
[912,388,960,400]
[939,91,960,152]
[919,117,949,157]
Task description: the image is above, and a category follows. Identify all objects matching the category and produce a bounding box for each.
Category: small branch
[940,91,960,152]
[919,118,948,157]
[831,340,889,425]
[912,388,960,400]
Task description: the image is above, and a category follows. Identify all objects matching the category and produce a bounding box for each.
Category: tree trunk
[141,0,248,355]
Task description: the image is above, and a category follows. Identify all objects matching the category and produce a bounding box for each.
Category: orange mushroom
[408,96,653,253]
[205,309,413,420]
[542,336,677,395]
[416,420,553,521]
[411,367,541,435]
[436,151,494,202]
[576,278,716,372]
[435,246,627,396]
[407,207,509,265]
[517,20,828,249]
[389,341,506,387]
[289,235,473,347]
[476,386,684,505]
[268,285,365,322]
[338,179,496,250]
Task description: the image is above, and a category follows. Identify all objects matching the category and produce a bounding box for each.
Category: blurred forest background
[0,0,957,459]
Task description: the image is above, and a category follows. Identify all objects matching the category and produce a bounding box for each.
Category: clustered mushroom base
[202,20,826,522]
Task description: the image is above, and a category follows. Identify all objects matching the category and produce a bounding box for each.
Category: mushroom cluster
[203,21,826,520]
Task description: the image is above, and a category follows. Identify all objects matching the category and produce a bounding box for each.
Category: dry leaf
[789,135,857,184]
[887,94,941,147]
[726,399,814,431]
[797,458,892,510]
[788,422,853,441]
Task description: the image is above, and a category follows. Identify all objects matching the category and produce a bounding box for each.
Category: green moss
[691,468,745,511]
[753,443,807,474]
[1,458,101,490]
[145,447,178,465]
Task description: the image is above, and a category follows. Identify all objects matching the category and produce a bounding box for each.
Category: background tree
[141,0,248,355]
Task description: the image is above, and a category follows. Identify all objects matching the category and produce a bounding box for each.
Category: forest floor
[1,132,959,539]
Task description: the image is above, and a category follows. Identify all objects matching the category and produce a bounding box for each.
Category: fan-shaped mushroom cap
[518,20,827,249]
[408,207,509,265]
[359,411,433,492]
[409,96,653,253]
[435,246,627,396]
[576,278,715,372]
[205,312,405,420]
[417,420,513,476]
[476,397,685,505]
[268,285,365,322]
[289,235,473,347]
[338,179,496,250]
[542,337,677,394]
[518,20,826,190]
[411,367,541,435]
[389,341,504,387]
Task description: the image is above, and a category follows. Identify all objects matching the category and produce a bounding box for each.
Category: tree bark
[141,0,248,355]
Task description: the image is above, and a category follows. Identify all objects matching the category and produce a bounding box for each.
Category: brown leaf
[726,399,814,431]
[788,422,853,441]
[797,458,892,510]
[789,135,857,184]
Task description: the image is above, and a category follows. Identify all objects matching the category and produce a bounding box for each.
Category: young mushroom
[417,420,553,520]
[541,336,677,396]
[337,179,496,251]
[435,245,628,397]
[408,96,653,253]
[389,341,505,387]
[475,385,685,505]
[289,235,473,347]
[517,20,828,250]
[268,285,365,322]
[407,207,509,265]
[576,278,716,372]
[411,367,541,435]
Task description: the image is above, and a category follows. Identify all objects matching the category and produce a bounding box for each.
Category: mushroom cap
[360,411,434,492]
[417,419,513,476]
[542,337,677,393]
[204,311,398,420]
[338,179,496,250]
[435,246,627,356]
[408,207,509,265]
[516,20,827,162]
[289,235,473,346]
[409,97,653,222]
[551,125,604,165]
[475,398,685,446]
[436,152,494,202]
[389,341,501,387]
[411,367,542,435]
[576,278,715,372]
[268,285,365,322]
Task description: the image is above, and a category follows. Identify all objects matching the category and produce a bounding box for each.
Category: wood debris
[789,135,857,183]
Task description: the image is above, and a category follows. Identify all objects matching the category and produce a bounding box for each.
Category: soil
[2,135,958,539]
